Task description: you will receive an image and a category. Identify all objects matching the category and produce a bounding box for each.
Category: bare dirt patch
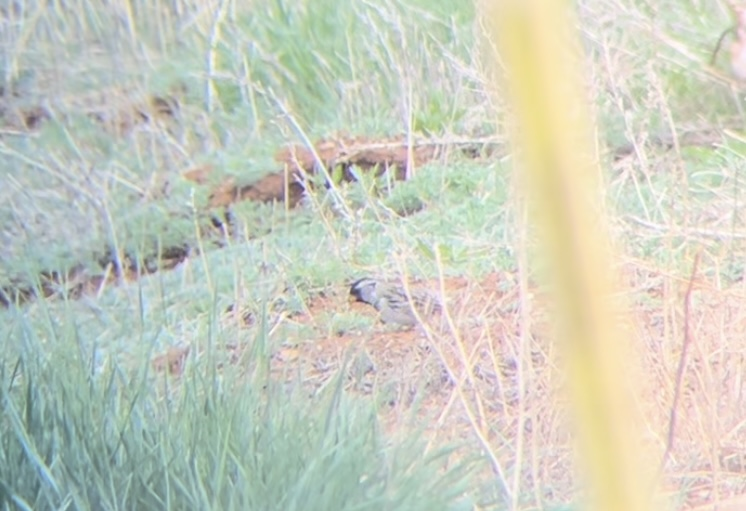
[0,245,190,307]
[195,135,502,209]
[165,270,568,500]
[148,262,746,507]
[0,81,183,136]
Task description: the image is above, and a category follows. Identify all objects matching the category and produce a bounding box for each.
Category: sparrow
[349,277,442,327]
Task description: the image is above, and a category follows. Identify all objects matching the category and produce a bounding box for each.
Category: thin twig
[711,26,735,66]
[625,215,746,240]
[659,251,700,473]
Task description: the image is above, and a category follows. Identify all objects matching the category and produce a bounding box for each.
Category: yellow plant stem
[484,1,651,510]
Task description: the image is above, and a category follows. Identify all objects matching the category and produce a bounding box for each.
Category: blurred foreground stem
[484,2,652,510]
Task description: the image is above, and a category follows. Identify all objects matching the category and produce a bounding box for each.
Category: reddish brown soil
[191,135,495,209]
[149,262,746,508]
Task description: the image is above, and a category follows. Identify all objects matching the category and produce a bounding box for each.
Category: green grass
[0,0,487,290]
[1,1,497,507]
[4,0,746,508]
[0,309,473,510]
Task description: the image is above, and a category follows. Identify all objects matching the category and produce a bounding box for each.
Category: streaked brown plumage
[349,277,441,327]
